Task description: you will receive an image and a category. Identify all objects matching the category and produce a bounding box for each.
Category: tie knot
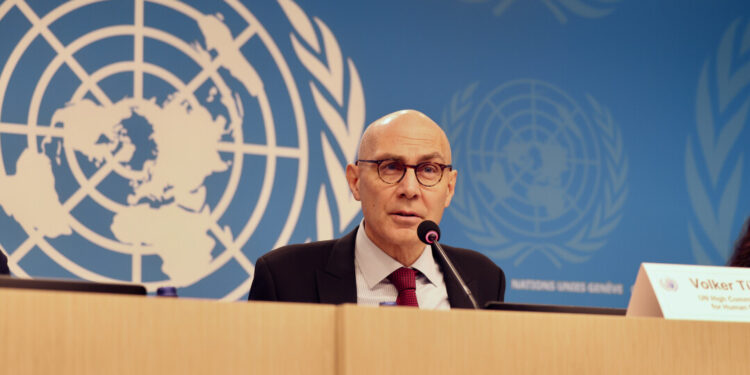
[388,267,417,292]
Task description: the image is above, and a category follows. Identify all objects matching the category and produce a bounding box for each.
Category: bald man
[248,110,505,309]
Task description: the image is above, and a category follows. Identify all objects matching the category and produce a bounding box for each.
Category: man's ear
[443,169,457,208]
[346,163,361,201]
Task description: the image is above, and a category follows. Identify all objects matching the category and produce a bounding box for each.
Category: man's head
[346,110,457,263]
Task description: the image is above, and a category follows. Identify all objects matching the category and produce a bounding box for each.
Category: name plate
[627,263,750,322]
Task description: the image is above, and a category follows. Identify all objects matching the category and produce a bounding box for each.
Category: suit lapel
[316,228,358,304]
[314,229,478,307]
[434,246,477,309]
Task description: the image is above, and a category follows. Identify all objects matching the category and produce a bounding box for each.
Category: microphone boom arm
[430,240,480,310]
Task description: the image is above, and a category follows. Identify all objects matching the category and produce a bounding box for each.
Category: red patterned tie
[388,267,419,307]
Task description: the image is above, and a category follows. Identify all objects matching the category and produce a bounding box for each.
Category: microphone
[418,221,479,309]
[418,221,441,244]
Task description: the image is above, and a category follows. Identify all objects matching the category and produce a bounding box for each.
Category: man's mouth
[392,211,420,218]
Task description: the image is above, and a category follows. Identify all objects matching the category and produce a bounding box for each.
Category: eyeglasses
[356,159,452,187]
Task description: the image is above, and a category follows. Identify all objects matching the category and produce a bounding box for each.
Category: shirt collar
[354,221,442,289]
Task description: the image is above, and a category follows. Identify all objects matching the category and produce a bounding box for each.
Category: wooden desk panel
[3,289,749,375]
[0,289,335,375]
[337,304,750,375]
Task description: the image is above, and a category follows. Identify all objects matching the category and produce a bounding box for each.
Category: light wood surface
[2,288,750,374]
[337,304,750,375]
[0,288,336,375]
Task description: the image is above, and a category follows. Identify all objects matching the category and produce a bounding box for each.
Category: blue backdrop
[0,0,748,307]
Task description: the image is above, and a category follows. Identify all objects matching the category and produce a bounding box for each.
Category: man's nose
[396,168,420,199]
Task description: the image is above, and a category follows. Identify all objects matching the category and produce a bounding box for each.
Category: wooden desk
[2,288,749,374]
[337,304,750,375]
[0,288,335,374]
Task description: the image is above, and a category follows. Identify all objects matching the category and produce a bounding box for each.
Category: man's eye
[420,164,439,174]
[382,162,403,171]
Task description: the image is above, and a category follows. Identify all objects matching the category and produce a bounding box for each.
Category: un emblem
[444,80,627,267]
[0,1,364,298]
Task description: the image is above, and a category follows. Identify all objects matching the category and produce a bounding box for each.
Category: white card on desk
[627,263,750,322]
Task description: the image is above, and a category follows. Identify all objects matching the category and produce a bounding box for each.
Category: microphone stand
[429,236,479,310]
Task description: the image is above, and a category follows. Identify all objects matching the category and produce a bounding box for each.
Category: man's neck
[370,237,425,267]
[383,245,425,267]
[361,222,426,267]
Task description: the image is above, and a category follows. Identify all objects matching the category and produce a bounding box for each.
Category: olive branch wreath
[279,0,365,241]
[443,82,627,267]
[460,0,619,24]
[686,19,749,265]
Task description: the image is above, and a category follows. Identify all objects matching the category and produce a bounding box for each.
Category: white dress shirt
[354,222,450,310]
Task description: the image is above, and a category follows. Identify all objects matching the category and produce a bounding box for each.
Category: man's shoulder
[259,238,339,264]
[441,244,506,304]
[249,229,358,302]
[256,228,358,269]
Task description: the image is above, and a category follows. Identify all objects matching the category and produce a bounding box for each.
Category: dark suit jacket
[248,227,505,308]
[0,251,9,275]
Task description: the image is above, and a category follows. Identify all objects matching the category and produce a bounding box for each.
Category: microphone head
[417,220,441,244]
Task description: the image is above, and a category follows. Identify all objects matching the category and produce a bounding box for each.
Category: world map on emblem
[0,1,309,298]
[466,80,601,237]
